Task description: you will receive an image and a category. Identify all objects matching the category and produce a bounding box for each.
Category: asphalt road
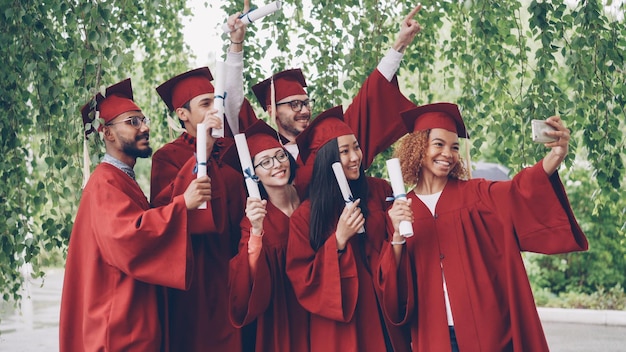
[1,268,625,351]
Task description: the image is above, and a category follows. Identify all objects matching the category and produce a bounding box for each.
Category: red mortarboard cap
[156,67,214,111]
[251,69,307,111]
[222,119,290,172]
[400,102,469,138]
[80,78,141,138]
[245,119,290,159]
[295,105,354,164]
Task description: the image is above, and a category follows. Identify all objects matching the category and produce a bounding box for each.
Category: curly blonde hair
[393,129,468,187]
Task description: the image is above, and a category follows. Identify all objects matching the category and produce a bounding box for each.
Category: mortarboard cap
[245,119,290,158]
[251,69,307,111]
[80,78,141,138]
[156,67,214,111]
[295,105,354,165]
[400,102,469,138]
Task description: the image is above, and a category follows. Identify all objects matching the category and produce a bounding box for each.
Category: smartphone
[531,119,558,143]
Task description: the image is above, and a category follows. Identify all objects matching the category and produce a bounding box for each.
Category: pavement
[1,268,625,351]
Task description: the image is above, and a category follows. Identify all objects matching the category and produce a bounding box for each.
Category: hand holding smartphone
[531,119,558,143]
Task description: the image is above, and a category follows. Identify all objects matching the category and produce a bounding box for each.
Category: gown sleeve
[229,217,272,327]
[344,69,416,169]
[90,179,192,290]
[476,160,588,254]
[286,203,359,322]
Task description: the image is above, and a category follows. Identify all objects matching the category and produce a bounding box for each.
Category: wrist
[336,234,347,253]
[230,38,244,45]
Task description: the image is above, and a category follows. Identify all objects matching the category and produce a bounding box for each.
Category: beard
[121,133,152,158]
[277,113,310,138]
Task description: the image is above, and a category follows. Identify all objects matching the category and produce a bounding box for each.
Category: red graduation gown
[286,177,411,352]
[229,201,310,352]
[293,69,415,199]
[377,161,588,352]
[150,133,248,351]
[59,163,192,352]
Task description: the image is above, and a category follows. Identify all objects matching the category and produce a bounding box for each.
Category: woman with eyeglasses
[228,120,310,351]
[285,106,411,352]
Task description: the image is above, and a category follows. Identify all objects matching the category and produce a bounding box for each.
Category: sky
[181,1,227,68]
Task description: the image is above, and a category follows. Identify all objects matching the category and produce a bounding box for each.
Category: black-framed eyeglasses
[106,116,151,129]
[254,150,289,170]
[275,99,315,112]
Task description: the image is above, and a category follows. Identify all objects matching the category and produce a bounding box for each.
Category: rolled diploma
[211,60,226,138]
[234,133,261,199]
[331,162,365,234]
[221,1,283,33]
[196,123,208,209]
[386,158,413,237]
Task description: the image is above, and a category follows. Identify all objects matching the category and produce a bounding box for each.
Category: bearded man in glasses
[60,78,212,351]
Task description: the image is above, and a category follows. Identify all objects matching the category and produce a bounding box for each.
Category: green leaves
[225,0,625,295]
[0,0,192,305]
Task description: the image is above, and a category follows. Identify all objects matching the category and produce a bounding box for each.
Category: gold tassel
[82,136,91,188]
[270,76,276,123]
[465,138,472,179]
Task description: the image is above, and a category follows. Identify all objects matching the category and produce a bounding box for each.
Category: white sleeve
[376,48,404,82]
[224,50,244,134]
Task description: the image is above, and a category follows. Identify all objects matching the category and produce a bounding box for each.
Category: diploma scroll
[331,162,365,234]
[234,133,262,199]
[211,60,226,139]
[386,158,413,237]
[221,1,283,33]
[196,122,208,209]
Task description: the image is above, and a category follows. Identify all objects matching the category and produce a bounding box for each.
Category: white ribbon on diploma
[196,123,208,209]
[386,158,413,237]
[234,133,261,199]
[212,60,226,138]
[222,1,283,33]
[331,162,365,234]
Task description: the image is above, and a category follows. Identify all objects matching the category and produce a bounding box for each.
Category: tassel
[270,76,276,124]
[82,137,91,188]
[465,138,472,179]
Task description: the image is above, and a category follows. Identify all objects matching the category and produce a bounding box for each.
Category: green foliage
[1,0,624,304]
[220,0,626,296]
[533,284,626,310]
[0,0,191,303]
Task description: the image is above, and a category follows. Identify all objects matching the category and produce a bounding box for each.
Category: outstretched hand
[227,0,250,47]
[393,4,422,53]
[542,115,570,176]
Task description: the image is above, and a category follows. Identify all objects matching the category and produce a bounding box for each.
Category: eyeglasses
[275,99,315,112]
[106,116,151,129]
[254,150,289,170]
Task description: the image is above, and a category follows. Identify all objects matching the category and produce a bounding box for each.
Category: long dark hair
[309,138,369,251]
[252,148,298,200]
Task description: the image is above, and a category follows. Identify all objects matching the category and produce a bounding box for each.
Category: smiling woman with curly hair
[394,129,468,187]
[376,102,588,352]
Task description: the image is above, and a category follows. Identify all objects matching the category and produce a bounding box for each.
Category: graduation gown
[286,177,411,352]
[150,133,248,351]
[376,161,588,352]
[59,163,192,352]
[293,69,415,199]
[229,201,310,352]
